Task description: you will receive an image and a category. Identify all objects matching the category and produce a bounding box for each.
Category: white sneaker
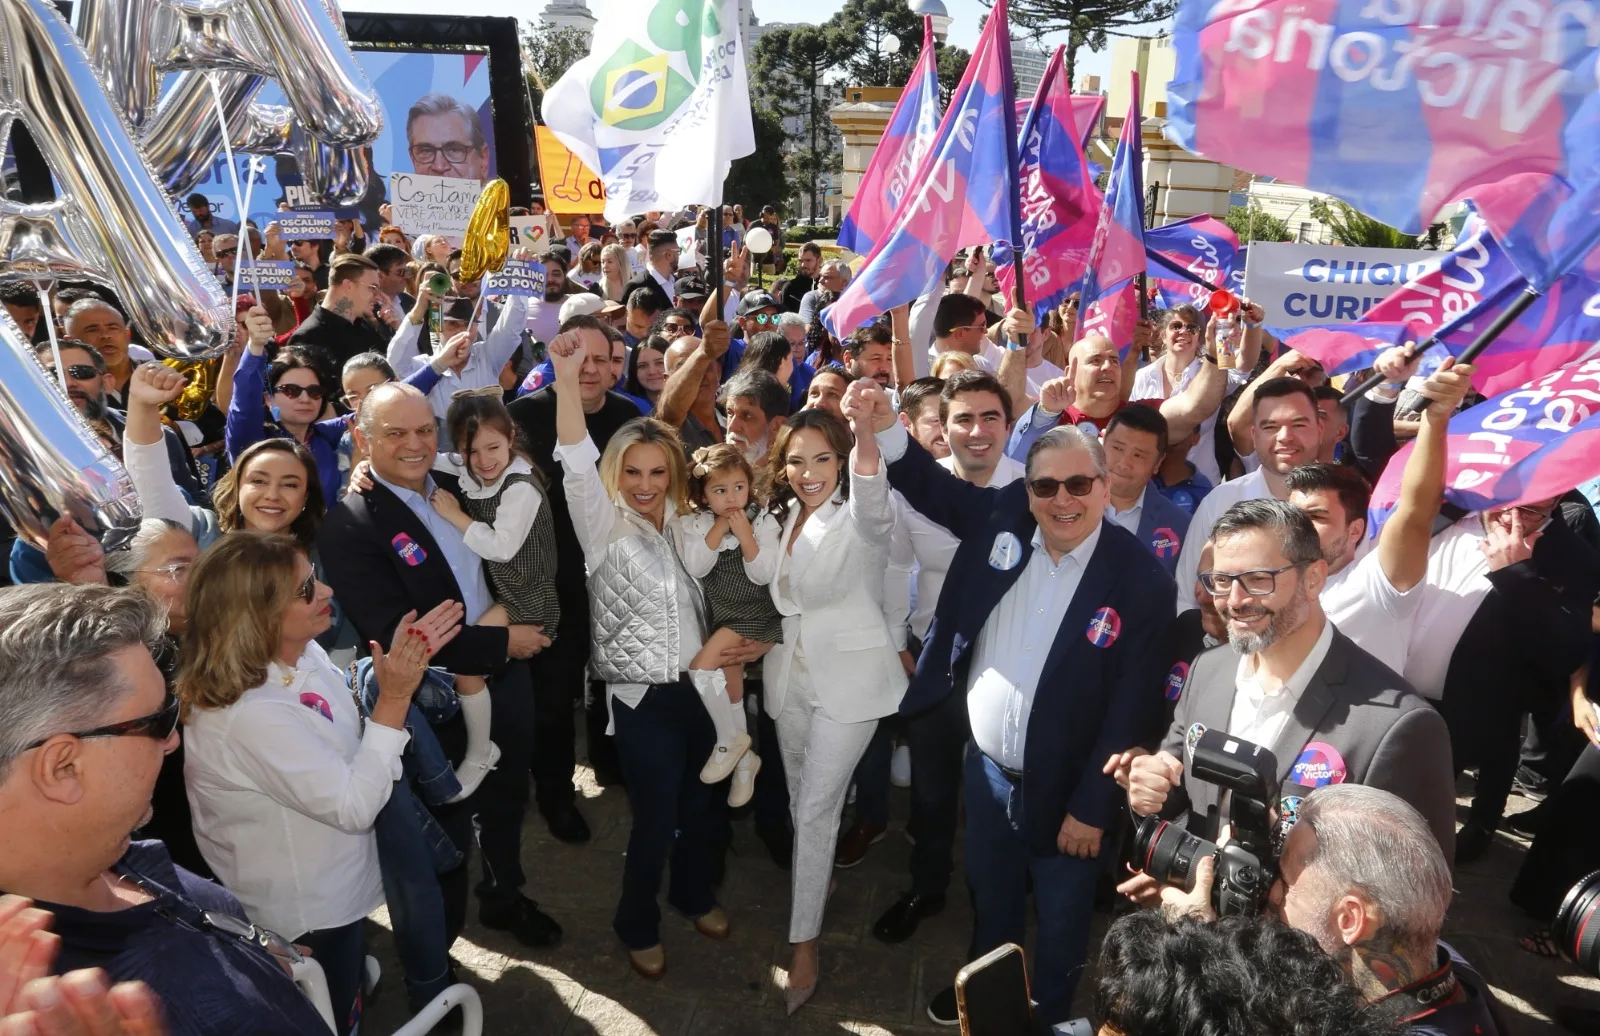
[890,744,912,788]
[699,732,751,784]
[447,741,501,803]
[728,752,761,808]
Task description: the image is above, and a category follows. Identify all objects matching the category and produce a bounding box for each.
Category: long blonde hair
[600,243,630,302]
[175,532,307,716]
[598,417,690,517]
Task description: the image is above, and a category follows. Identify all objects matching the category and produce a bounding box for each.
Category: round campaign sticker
[1150,527,1181,560]
[988,530,1024,571]
[1164,661,1189,701]
[1289,741,1348,788]
[1085,607,1121,647]
[299,691,334,722]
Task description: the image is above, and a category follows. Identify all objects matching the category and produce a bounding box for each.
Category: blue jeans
[610,680,720,950]
[298,918,366,1036]
[354,659,462,807]
[963,744,1104,1026]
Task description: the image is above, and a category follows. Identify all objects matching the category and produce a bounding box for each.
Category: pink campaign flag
[1012,94,1105,151]
[1076,73,1145,356]
[835,18,942,257]
[994,46,1103,320]
[821,0,1021,339]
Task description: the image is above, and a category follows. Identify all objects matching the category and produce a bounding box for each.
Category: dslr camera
[1132,729,1279,918]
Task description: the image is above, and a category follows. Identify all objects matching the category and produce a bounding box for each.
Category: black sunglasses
[1168,322,1199,333]
[295,571,316,604]
[273,383,324,400]
[1027,475,1100,499]
[215,248,238,258]
[50,363,101,380]
[23,692,180,752]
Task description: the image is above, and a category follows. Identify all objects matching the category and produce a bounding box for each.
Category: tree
[1309,198,1418,248]
[522,23,592,117]
[1223,204,1291,243]
[724,105,793,215]
[991,0,1173,86]
[753,24,850,220]
[935,44,972,108]
[832,0,925,87]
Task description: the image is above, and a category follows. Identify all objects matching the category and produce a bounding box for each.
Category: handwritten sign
[486,260,547,298]
[278,211,334,240]
[234,260,299,291]
[534,127,605,215]
[388,173,483,244]
[508,215,554,252]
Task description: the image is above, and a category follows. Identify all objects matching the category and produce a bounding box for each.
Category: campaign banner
[1145,215,1244,309]
[508,214,555,252]
[533,126,606,216]
[388,173,483,244]
[234,260,299,292]
[486,260,547,298]
[276,211,334,240]
[1244,242,1447,329]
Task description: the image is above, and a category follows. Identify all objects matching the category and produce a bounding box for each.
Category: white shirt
[555,433,703,716]
[1227,616,1335,749]
[182,642,408,939]
[980,341,1064,401]
[1106,487,1147,536]
[1174,466,1275,614]
[675,508,782,585]
[1319,546,1421,674]
[1404,515,1493,699]
[968,522,1104,769]
[458,457,543,564]
[890,453,1025,641]
[523,295,565,347]
[390,295,528,421]
[1132,356,1250,487]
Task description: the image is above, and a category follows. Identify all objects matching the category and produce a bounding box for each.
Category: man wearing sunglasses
[0,583,331,1032]
[844,377,1176,1027]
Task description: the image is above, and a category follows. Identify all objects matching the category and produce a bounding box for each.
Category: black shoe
[1514,764,1550,801]
[542,804,591,844]
[873,892,946,944]
[1455,822,1493,865]
[1504,802,1549,837]
[926,985,959,1026]
[479,896,563,948]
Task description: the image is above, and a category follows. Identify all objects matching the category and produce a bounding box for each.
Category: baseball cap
[559,293,606,323]
[599,299,626,316]
[737,289,780,316]
[674,275,709,301]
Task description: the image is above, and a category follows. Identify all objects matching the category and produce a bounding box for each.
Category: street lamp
[882,34,901,86]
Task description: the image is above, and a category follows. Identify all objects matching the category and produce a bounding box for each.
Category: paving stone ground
[363,741,1600,1035]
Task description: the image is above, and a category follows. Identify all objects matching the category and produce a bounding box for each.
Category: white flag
[542,0,755,224]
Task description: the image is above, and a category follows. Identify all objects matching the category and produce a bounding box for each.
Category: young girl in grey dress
[676,444,783,807]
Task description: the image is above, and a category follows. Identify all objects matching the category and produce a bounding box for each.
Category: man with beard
[62,299,146,411]
[1114,498,1456,865]
[720,368,787,467]
[843,324,895,394]
[525,251,582,347]
[781,243,821,314]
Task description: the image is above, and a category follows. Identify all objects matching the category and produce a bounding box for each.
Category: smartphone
[955,943,1032,1036]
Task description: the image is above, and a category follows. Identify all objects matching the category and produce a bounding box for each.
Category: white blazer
[765,460,907,724]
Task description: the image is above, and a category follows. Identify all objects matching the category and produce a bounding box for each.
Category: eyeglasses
[137,559,193,582]
[22,692,180,752]
[1167,322,1199,333]
[215,248,237,259]
[1198,563,1306,597]
[1026,474,1101,499]
[962,320,988,332]
[118,866,303,966]
[295,571,317,604]
[663,321,694,334]
[49,364,101,380]
[273,383,324,400]
[409,143,476,165]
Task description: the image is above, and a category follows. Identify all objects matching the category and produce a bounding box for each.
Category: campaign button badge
[392,532,428,567]
[1151,526,1181,560]
[988,531,1023,571]
[1185,722,1207,767]
[1165,660,1189,701]
[1289,741,1348,788]
[299,692,334,722]
[1085,606,1121,647]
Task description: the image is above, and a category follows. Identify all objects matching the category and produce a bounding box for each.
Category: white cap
[558,293,605,324]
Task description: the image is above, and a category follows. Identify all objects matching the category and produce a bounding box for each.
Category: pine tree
[992,0,1173,86]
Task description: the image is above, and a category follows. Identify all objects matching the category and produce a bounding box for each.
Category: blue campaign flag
[1075,73,1145,354]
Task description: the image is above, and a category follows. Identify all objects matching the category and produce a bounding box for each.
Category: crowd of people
[0,194,1596,1036]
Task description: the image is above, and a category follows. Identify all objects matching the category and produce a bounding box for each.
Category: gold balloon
[458,178,510,283]
[162,357,217,421]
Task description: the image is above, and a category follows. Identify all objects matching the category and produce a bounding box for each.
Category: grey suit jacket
[1159,624,1456,861]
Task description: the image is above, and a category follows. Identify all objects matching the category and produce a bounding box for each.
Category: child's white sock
[459,689,494,762]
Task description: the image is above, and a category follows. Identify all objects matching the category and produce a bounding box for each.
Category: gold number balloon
[458,179,511,283]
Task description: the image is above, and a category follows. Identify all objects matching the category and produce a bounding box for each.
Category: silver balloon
[293,128,372,208]
[0,0,231,359]
[144,70,267,197]
[74,0,166,128]
[0,310,142,551]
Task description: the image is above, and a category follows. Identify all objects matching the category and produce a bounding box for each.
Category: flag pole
[998,0,1028,348]
[709,203,725,323]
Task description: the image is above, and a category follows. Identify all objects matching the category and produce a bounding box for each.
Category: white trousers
[774,645,878,943]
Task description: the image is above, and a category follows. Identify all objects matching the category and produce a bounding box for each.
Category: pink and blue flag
[1144,214,1243,309]
[1368,357,1600,532]
[1076,74,1145,355]
[1276,221,1600,396]
[1013,94,1105,152]
[1165,0,1600,235]
[836,18,942,257]
[822,0,1021,340]
[993,45,1102,322]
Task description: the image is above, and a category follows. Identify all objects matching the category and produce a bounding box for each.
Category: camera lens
[1552,870,1600,977]
[1133,815,1215,892]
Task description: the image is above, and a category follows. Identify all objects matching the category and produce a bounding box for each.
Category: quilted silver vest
[587,512,705,684]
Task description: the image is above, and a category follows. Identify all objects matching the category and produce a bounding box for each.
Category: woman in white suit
[761,406,907,1013]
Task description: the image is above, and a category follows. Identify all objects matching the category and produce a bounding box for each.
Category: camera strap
[1370,956,1461,1026]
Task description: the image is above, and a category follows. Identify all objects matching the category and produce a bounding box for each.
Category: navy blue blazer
[888,437,1177,851]
[1132,483,1192,578]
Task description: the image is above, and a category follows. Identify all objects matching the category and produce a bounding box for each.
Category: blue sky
[341,0,1122,81]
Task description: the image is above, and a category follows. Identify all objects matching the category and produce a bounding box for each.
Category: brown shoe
[693,906,730,940]
[834,819,888,869]
[628,944,666,979]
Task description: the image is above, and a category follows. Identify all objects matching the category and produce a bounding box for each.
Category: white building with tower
[539,0,596,35]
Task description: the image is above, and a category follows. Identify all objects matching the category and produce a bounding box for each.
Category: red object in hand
[1208,289,1240,319]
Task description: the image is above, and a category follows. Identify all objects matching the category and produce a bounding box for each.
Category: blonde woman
[599,243,631,303]
[930,350,980,380]
[412,233,451,267]
[179,532,463,1034]
[572,241,603,288]
[549,317,750,979]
